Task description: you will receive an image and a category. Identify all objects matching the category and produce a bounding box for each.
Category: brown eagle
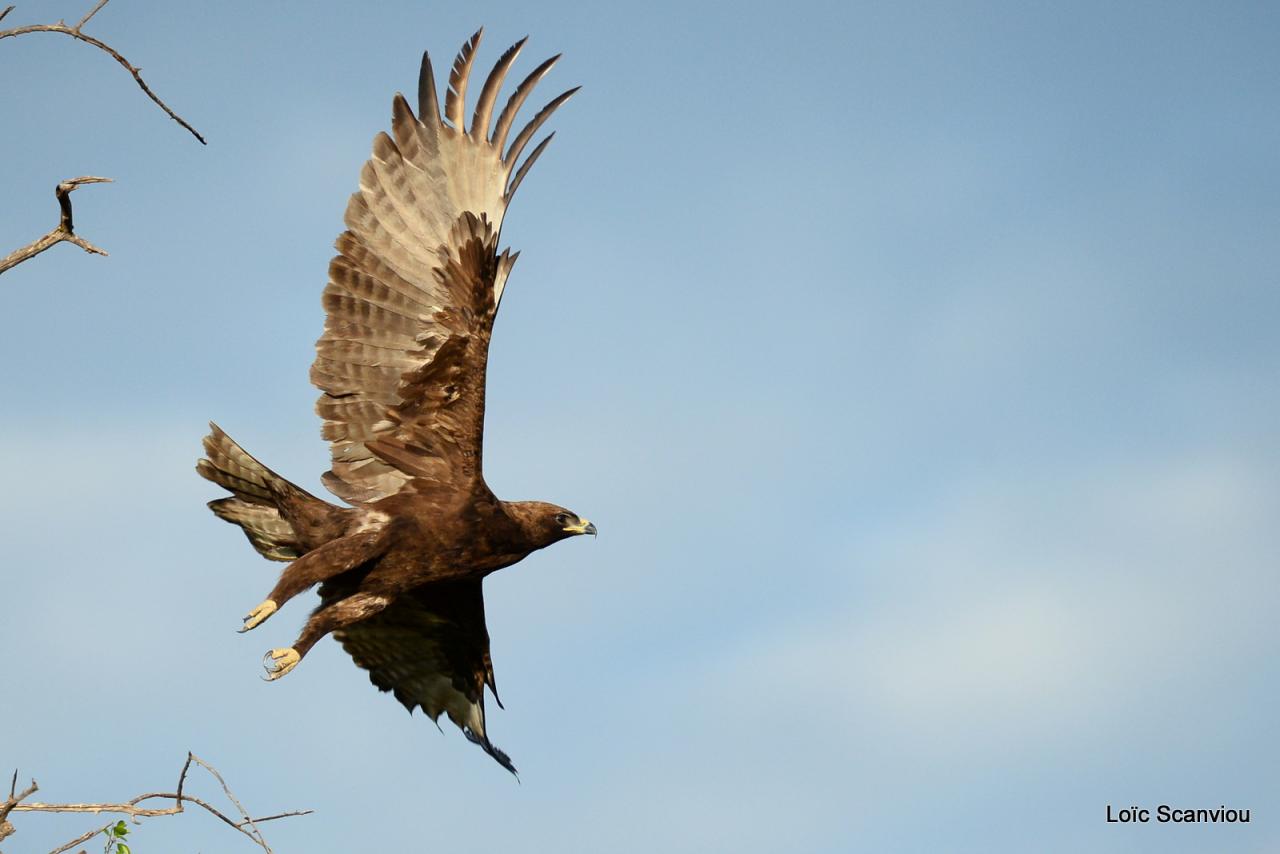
[196,31,590,775]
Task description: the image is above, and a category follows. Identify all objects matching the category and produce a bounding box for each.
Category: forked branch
[4,753,311,854]
[0,177,112,275]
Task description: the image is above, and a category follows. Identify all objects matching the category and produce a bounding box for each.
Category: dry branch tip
[0,1,205,143]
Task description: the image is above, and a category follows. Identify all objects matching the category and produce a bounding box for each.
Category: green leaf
[113,820,128,837]
[117,843,131,854]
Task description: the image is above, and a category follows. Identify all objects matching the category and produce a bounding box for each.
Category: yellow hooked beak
[563,518,597,536]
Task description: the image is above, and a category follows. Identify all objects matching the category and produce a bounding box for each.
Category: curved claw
[239,599,278,633]
[262,647,300,681]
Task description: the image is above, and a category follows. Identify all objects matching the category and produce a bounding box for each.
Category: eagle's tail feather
[197,422,288,504]
[198,423,305,562]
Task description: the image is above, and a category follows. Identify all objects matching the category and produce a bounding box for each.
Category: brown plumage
[196,31,590,775]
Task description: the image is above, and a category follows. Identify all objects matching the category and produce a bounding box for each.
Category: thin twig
[46,819,112,854]
[6,755,310,854]
[74,0,108,30]
[175,751,194,804]
[238,809,313,827]
[187,754,271,851]
[0,2,205,143]
[0,177,112,275]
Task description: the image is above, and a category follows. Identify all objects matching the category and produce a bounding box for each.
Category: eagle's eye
[555,513,571,526]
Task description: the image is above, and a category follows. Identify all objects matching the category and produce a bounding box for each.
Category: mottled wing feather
[313,35,577,505]
[207,498,301,562]
[330,580,514,774]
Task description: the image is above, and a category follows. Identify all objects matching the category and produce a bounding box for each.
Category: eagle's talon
[239,599,278,633]
[263,647,300,680]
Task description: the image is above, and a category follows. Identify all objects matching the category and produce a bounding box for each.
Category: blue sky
[2,1,1278,851]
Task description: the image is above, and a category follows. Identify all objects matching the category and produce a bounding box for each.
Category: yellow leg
[263,647,300,681]
[239,599,278,633]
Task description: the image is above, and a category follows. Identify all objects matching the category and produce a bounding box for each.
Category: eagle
[196,31,590,775]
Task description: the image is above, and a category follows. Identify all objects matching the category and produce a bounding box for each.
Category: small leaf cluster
[102,819,132,854]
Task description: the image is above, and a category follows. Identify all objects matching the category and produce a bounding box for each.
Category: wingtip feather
[491,52,562,153]
[506,132,555,200]
[445,28,484,129]
[418,50,441,124]
[464,727,518,777]
[471,35,529,141]
[503,86,579,170]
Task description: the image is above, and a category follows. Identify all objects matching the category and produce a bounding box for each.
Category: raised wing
[329,579,515,774]
[313,30,577,504]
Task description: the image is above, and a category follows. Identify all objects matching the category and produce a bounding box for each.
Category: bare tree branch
[0,1,206,143]
[187,754,274,850]
[5,754,311,854]
[0,177,113,275]
[0,776,39,844]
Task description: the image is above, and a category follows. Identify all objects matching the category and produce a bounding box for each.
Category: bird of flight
[197,30,590,775]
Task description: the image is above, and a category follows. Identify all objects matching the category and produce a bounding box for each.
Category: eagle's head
[508,500,596,550]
